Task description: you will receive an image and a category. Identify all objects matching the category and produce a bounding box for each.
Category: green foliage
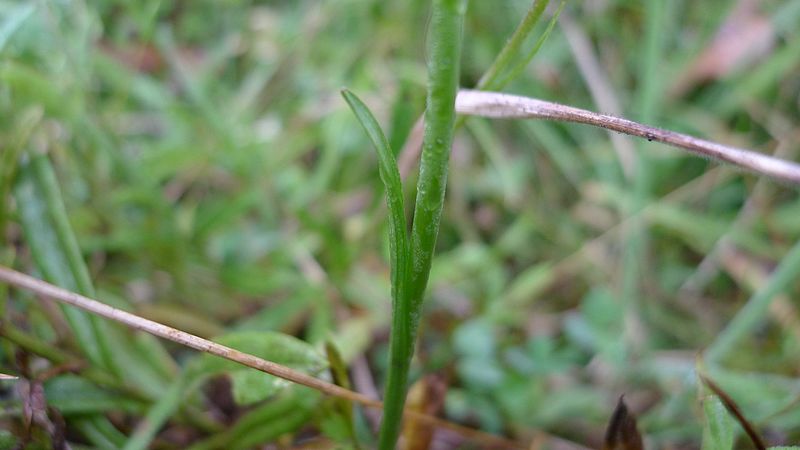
[701,396,734,450]
[2,0,800,448]
[188,331,327,405]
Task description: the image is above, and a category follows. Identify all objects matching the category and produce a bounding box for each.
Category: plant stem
[378,0,466,448]
[455,90,800,185]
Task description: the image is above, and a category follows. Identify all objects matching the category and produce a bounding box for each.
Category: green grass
[1,0,800,448]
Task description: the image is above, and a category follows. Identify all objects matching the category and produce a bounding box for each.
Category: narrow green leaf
[14,152,172,446]
[123,377,188,450]
[14,155,108,367]
[44,375,144,415]
[187,331,327,406]
[702,396,734,450]
[340,88,409,307]
[496,0,567,89]
[706,238,800,363]
[477,0,550,90]
[0,3,34,52]
[15,154,170,397]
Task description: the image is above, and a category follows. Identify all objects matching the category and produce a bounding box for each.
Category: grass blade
[701,394,734,450]
[340,89,409,309]
[495,0,567,90]
[477,0,550,91]
[705,239,800,363]
[123,377,188,450]
[14,155,110,368]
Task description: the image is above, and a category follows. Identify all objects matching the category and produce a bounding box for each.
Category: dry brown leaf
[401,374,447,450]
[602,397,643,450]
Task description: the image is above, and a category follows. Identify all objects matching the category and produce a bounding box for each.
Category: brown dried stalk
[0,265,525,450]
[456,90,800,185]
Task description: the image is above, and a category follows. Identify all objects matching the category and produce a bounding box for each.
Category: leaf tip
[603,396,644,450]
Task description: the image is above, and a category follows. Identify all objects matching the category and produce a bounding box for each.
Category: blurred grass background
[1,0,800,448]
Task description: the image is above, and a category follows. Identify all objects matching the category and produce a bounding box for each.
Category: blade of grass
[14,155,111,369]
[186,389,319,450]
[704,238,800,364]
[620,0,669,361]
[477,0,550,91]
[341,89,409,315]
[0,2,35,52]
[122,376,188,450]
[325,341,361,449]
[0,322,149,402]
[377,0,466,448]
[494,0,566,90]
[341,87,415,449]
[15,153,171,394]
[701,394,734,450]
[13,151,174,443]
[0,108,41,234]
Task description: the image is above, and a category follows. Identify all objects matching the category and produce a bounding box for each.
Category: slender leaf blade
[340,89,409,305]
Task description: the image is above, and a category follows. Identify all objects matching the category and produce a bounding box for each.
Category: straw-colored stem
[456,90,800,185]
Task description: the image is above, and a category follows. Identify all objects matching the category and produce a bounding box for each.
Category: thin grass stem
[455,90,800,185]
[477,0,549,91]
[0,265,527,450]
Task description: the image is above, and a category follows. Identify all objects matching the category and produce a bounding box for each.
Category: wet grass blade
[494,0,567,90]
[477,0,550,90]
[341,89,409,308]
[325,340,360,449]
[341,87,413,448]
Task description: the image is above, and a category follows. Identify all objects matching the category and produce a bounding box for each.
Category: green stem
[377,0,466,448]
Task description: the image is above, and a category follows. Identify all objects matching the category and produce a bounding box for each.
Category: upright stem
[377,0,466,448]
